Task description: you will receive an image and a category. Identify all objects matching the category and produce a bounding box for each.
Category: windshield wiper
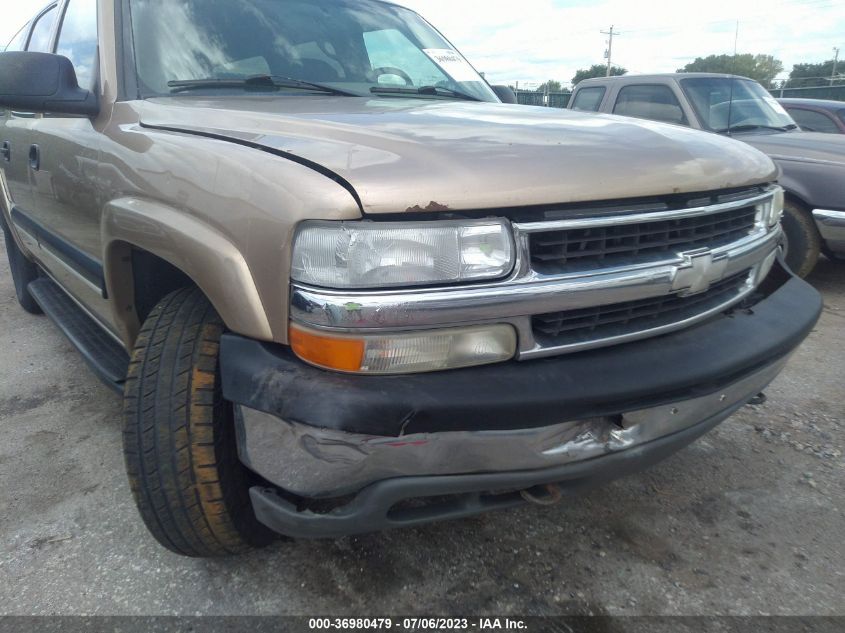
[167,75,358,96]
[716,123,798,134]
[370,85,481,101]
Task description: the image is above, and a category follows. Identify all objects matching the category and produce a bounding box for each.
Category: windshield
[680,77,797,132]
[128,0,498,102]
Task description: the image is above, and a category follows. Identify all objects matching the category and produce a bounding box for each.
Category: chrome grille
[532,269,752,349]
[529,204,758,272]
[290,187,782,363]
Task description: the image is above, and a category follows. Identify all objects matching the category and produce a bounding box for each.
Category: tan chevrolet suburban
[0,0,822,557]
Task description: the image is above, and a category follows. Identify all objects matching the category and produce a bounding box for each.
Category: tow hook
[520,484,563,506]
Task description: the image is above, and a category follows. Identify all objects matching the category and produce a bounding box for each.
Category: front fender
[774,158,845,211]
[102,197,273,347]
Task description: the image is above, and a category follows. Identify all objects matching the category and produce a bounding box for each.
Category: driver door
[1,5,58,252]
[25,0,115,332]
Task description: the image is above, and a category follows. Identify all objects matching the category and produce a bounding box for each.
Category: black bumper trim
[221,267,821,437]
[249,399,735,539]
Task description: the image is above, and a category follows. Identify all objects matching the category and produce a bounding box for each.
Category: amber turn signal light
[289,324,365,372]
[290,323,517,375]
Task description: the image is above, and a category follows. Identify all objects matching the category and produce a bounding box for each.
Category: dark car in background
[570,74,845,274]
[779,98,845,135]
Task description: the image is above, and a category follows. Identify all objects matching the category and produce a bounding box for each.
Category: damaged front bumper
[221,269,821,538]
[237,356,786,500]
[245,383,766,540]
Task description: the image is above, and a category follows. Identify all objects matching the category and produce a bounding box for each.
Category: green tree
[677,54,783,88]
[535,80,563,93]
[788,59,842,87]
[572,64,627,86]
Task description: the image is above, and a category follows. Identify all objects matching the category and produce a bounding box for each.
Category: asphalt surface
[0,238,843,617]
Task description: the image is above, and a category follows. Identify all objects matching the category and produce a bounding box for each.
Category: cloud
[1,1,42,46]
[397,0,845,87]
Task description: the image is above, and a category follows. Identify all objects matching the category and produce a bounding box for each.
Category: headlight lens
[762,186,785,227]
[290,323,517,374]
[291,219,514,289]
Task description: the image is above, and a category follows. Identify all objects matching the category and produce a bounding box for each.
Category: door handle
[0,141,9,162]
[28,144,40,171]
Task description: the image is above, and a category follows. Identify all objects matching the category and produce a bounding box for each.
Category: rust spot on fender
[405,201,451,213]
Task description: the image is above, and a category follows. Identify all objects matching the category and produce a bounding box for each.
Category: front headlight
[291,219,514,289]
[761,186,785,227]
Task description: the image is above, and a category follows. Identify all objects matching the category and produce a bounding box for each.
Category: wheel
[2,223,43,314]
[122,287,275,556]
[781,199,821,277]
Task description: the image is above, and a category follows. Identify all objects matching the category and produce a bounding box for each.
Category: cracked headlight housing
[761,186,785,228]
[291,219,514,289]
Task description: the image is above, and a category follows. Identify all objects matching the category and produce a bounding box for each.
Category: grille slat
[530,206,757,270]
[532,271,751,346]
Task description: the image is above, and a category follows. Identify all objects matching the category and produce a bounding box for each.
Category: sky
[3,0,842,88]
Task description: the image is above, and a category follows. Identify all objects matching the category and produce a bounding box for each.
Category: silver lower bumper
[236,356,788,498]
[814,209,845,255]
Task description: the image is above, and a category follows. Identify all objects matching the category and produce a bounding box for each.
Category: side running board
[28,277,129,393]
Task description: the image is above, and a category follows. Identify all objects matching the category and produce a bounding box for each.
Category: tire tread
[122,287,273,557]
[782,200,822,278]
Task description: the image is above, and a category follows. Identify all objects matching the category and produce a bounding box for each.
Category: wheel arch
[101,197,274,348]
[780,184,823,238]
[775,165,818,215]
[781,186,812,212]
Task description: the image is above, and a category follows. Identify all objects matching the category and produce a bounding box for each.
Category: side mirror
[0,51,99,117]
[491,85,518,104]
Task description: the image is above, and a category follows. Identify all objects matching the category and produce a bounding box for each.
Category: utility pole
[833,47,840,87]
[601,25,619,77]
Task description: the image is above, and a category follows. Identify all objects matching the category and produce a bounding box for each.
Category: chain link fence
[514,91,571,108]
[770,85,845,101]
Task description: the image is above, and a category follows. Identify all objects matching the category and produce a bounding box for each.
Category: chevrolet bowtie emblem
[671,248,729,296]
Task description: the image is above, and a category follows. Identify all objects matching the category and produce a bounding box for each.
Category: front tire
[122,287,274,557]
[781,200,821,278]
[3,225,42,314]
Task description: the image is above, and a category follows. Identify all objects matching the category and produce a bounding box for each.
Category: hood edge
[139,122,366,214]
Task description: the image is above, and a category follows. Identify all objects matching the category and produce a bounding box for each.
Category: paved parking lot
[0,238,842,616]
